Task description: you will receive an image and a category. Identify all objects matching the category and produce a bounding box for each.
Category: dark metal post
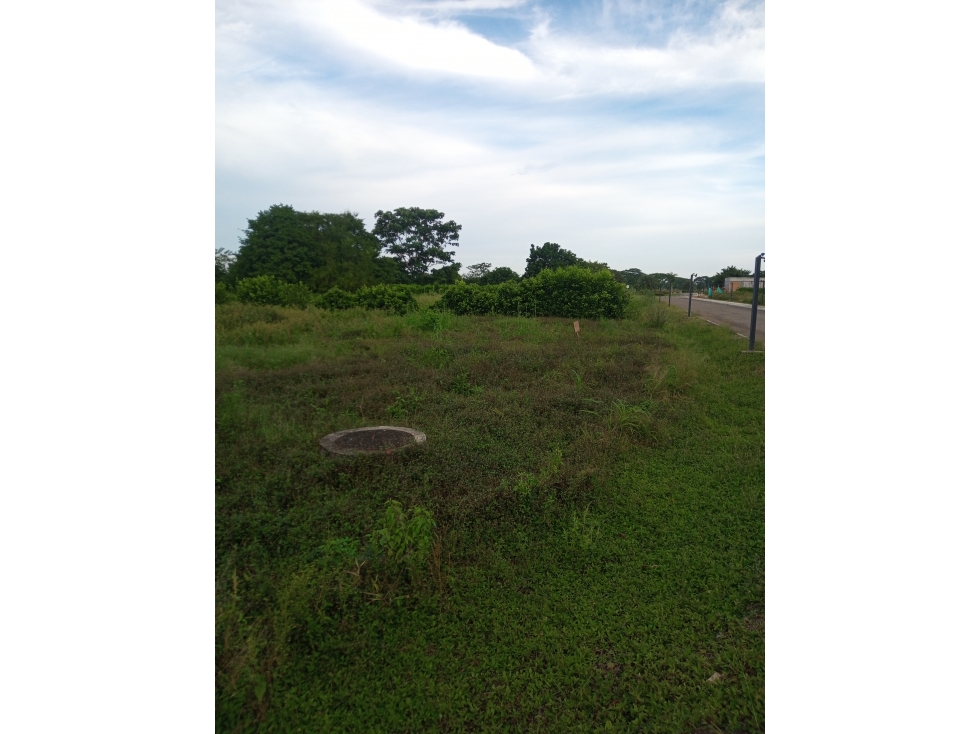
[668,277,673,305]
[748,253,765,351]
[687,273,696,317]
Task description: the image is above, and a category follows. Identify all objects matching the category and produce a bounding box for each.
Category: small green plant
[607,399,651,434]
[564,505,601,549]
[511,449,563,496]
[369,500,436,583]
[421,347,453,369]
[449,370,483,396]
[643,365,668,396]
[387,387,423,420]
[320,537,360,567]
[582,399,653,437]
[571,369,584,389]
[419,309,451,336]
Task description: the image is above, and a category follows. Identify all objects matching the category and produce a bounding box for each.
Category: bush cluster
[438,266,629,319]
[236,275,314,308]
[313,284,418,314]
[215,282,237,305]
[230,276,419,314]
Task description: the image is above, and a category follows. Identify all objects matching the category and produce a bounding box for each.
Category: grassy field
[216,293,764,733]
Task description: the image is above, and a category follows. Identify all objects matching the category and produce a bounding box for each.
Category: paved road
[659,295,764,343]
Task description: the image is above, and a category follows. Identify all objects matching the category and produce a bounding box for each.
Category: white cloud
[374,0,529,11]
[290,0,538,81]
[218,0,764,94]
[525,0,764,94]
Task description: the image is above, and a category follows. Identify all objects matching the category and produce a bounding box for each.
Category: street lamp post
[687,273,697,317]
[748,253,765,351]
[668,276,673,305]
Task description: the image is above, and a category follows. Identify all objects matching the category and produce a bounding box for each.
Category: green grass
[216,294,764,733]
[708,289,764,306]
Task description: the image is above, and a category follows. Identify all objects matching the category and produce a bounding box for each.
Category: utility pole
[747,253,765,351]
[687,273,697,317]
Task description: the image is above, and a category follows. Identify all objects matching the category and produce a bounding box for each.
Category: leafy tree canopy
[215,248,236,283]
[463,263,493,282]
[523,242,583,278]
[372,207,461,282]
[462,263,520,285]
[428,263,463,285]
[230,204,384,292]
[710,265,752,288]
[611,269,678,290]
[483,266,520,285]
[373,256,408,285]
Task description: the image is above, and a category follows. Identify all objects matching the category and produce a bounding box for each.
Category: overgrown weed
[387,387,424,420]
[564,505,601,550]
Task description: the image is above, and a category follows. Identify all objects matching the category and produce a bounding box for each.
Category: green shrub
[439,266,629,319]
[235,275,281,305]
[387,387,423,420]
[354,285,418,315]
[277,281,314,308]
[235,275,313,308]
[215,282,237,304]
[312,284,418,314]
[313,287,357,310]
[369,500,436,586]
[418,309,451,335]
[370,501,435,563]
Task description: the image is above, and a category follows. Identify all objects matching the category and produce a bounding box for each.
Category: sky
[216,0,764,276]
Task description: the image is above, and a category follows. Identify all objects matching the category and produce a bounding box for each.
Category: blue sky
[216,0,764,276]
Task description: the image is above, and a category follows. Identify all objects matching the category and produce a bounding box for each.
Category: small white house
[724,276,765,292]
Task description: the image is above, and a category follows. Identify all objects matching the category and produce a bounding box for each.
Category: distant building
[725,276,765,292]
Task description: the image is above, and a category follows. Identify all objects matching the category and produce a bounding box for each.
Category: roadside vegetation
[709,289,765,306]
[216,292,764,732]
[214,205,762,307]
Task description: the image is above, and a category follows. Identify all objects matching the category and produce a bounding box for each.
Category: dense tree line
[610,265,761,292]
[216,205,462,292]
[215,203,760,301]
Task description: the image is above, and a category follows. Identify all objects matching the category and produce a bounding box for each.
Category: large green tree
[230,205,384,291]
[463,263,492,282]
[710,265,752,288]
[523,242,583,278]
[463,263,520,285]
[483,266,520,284]
[372,207,461,282]
[612,269,680,290]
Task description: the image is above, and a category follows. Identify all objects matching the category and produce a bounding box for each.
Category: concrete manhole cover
[320,426,426,456]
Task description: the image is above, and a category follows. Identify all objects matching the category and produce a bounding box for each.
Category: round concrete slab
[320,426,426,456]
